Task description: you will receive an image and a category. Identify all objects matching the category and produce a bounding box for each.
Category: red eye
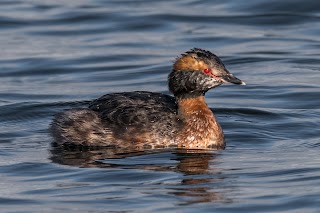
[203,68,211,74]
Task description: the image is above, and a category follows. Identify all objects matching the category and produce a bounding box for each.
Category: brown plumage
[50,48,245,150]
[176,96,224,149]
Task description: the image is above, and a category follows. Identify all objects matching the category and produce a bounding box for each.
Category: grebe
[51,48,245,149]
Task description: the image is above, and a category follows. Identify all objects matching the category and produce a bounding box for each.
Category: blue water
[1,0,320,212]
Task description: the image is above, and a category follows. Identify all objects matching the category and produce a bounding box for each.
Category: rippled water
[1,0,320,212]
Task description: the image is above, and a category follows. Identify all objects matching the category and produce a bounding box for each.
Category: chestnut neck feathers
[176,96,225,149]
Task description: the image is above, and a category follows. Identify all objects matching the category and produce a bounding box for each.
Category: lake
[0,0,319,212]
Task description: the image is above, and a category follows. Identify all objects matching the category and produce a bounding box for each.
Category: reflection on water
[50,146,232,205]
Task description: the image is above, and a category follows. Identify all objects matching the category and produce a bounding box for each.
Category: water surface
[0,0,320,212]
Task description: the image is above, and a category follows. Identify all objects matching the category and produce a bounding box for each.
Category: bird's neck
[176,95,225,149]
[177,96,211,118]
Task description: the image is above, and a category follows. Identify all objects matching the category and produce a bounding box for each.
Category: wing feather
[88,91,178,129]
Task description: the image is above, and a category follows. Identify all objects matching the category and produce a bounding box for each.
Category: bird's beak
[221,72,246,85]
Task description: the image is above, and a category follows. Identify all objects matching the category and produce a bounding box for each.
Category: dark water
[1,0,320,212]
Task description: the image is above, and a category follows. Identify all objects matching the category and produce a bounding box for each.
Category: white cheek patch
[203,78,221,89]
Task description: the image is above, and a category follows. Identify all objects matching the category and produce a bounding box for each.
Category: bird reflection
[50,145,232,204]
